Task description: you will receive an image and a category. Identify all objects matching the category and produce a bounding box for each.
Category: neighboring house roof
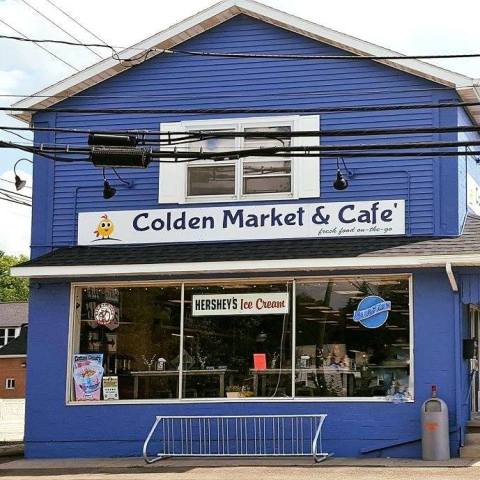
[0,325,27,356]
[0,303,28,328]
[10,0,480,124]
[10,215,480,278]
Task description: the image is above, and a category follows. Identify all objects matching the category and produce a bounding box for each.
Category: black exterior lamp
[102,168,133,200]
[333,157,352,191]
[13,158,33,191]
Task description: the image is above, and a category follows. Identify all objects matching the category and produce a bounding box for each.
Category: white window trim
[65,274,414,405]
[158,115,320,204]
[5,378,15,390]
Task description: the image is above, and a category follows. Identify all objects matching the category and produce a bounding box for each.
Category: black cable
[43,0,116,55]
[5,100,480,115]
[1,33,480,60]
[0,187,32,201]
[0,85,455,100]
[171,48,480,61]
[2,124,480,139]
[18,0,104,60]
[0,21,79,71]
[0,178,32,190]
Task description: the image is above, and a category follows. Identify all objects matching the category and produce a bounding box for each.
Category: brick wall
[0,357,26,399]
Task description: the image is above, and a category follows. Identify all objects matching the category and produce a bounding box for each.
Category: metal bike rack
[143,414,330,463]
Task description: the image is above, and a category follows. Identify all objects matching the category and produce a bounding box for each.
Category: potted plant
[226,385,242,398]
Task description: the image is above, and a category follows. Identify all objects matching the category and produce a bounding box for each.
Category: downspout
[446,261,464,453]
[446,263,459,292]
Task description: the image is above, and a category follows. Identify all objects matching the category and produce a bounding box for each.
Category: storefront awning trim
[11,253,480,278]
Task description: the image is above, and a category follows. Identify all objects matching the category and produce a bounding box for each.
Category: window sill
[183,193,295,204]
[66,396,414,406]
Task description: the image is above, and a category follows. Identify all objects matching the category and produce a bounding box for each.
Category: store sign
[78,199,405,245]
[192,292,289,316]
[94,303,119,330]
[353,295,391,329]
[467,174,480,216]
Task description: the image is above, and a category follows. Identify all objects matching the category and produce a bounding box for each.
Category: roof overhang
[9,0,480,125]
[10,253,480,278]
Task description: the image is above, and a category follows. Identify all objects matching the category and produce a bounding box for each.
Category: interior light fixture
[13,158,33,191]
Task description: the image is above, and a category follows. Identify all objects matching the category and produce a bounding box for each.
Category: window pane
[189,129,235,152]
[295,277,410,398]
[76,286,181,401]
[243,161,291,176]
[243,176,291,194]
[187,165,236,196]
[244,126,291,149]
[183,283,292,399]
[0,329,5,346]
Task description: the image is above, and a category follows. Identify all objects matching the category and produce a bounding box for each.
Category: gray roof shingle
[17,215,480,269]
[0,303,28,328]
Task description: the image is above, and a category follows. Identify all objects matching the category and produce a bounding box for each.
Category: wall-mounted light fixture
[102,168,134,200]
[13,158,33,191]
[333,157,352,191]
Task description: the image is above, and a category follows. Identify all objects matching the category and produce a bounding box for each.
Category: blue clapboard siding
[31,14,463,250]
[24,270,461,459]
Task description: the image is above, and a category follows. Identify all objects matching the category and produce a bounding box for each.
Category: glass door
[470,306,480,416]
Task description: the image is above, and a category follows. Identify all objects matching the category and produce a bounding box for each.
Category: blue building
[10,0,480,459]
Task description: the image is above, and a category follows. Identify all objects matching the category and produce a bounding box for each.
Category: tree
[0,251,29,302]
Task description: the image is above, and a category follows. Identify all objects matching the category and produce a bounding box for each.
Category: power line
[0,187,31,201]
[1,32,480,61]
[0,178,32,190]
[2,124,480,138]
[0,85,455,101]
[18,0,103,60]
[0,19,79,71]
[4,100,480,115]
[43,0,115,53]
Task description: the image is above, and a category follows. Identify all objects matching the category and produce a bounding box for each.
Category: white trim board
[10,253,480,278]
[9,0,480,125]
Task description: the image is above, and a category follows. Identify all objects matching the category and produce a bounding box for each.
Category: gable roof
[0,325,27,356]
[0,303,28,328]
[10,0,480,125]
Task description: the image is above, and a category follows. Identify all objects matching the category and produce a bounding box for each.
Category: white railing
[143,414,329,463]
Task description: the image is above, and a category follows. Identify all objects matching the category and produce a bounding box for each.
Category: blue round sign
[353,295,391,329]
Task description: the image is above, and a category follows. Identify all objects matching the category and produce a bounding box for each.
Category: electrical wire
[43,0,116,55]
[2,124,480,139]
[0,178,32,190]
[5,100,480,115]
[1,33,480,61]
[0,187,32,201]
[0,85,456,101]
[18,0,103,60]
[0,20,79,71]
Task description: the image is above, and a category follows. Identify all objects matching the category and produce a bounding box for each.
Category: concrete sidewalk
[1,457,480,479]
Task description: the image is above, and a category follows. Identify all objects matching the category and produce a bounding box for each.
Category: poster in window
[102,376,119,400]
[73,354,104,401]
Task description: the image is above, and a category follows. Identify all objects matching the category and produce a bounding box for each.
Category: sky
[0,0,480,255]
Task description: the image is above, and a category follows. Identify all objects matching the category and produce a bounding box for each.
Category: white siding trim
[10,253,480,278]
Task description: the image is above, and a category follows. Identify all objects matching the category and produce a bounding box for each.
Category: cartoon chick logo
[94,214,115,240]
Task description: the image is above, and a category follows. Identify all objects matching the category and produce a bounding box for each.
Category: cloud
[0,170,32,256]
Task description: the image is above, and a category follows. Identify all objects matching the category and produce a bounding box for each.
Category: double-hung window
[0,327,19,346]
[159,116,320,203]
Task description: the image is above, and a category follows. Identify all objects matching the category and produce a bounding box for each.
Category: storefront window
[70,276,411,402]
[183,283,292,399]
[75,286,181,400]
[295,277,411,399]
